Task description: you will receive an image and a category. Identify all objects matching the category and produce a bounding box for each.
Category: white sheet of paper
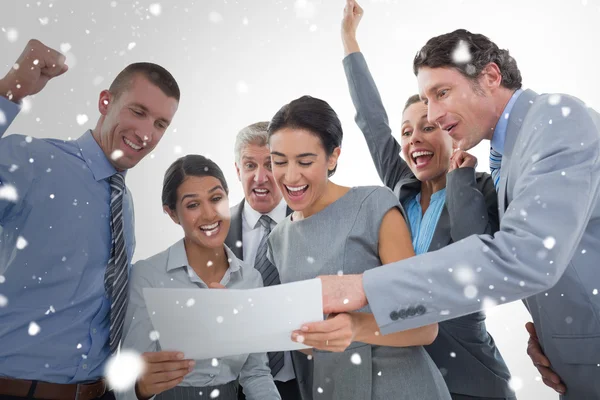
[142,278,323,360]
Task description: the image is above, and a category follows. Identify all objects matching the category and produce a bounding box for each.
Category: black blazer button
[398,309,408,319]
[416,305,426,315]
[389,310,399,321]
[407,307,417,317]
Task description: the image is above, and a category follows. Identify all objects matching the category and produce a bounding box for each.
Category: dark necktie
[254,215,284,375]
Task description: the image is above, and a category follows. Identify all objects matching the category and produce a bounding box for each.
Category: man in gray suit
[309,4,600,399]
[224,122,301,400]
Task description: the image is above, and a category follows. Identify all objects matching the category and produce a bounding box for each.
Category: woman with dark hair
[336,2,515,400]
[119,155,280,400]
[266,95,451,400]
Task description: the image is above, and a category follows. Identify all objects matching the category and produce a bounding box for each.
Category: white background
[3,0,600,398]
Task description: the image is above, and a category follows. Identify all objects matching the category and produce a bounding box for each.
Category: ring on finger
[326,340,329,346]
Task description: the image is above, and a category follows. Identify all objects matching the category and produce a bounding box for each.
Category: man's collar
[76,130,124,181]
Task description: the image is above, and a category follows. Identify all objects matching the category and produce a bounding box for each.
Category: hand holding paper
[143,278,324,360]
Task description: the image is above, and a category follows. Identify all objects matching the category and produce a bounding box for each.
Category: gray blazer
[354,63,600,398]
[344,52,514,399]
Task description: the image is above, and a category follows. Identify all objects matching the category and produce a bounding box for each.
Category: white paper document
[143,278,323,360]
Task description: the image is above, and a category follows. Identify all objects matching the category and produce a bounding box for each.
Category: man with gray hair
[225,122,300,400]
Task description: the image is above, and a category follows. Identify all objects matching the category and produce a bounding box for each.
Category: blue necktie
[104,173,129,354]
[489,147,502,191]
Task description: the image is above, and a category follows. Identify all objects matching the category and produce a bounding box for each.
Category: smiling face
[164,175,231,250]
[401,101,454,182]
[235,143,283,213]
[269,128,339,213]
[94,73,178,171]
[417,66,498,151]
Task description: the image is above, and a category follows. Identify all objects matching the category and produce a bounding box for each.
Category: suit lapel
[225,200,245,260]
[498,89,538,216]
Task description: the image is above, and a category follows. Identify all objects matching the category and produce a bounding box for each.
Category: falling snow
[548,94,561,105]
[0,294,7,307]
[16,236,28,250]
[216,316,224,323]
[0,184,18,202]
[543,236,556,249]
[111,150,124,161]
[60,43,72,53]
[210,389,220,398]
[149,3,162,16]
[6,28,18,42]
[28,321,41,336]
[104,349,144,391]
[294,0,317,19]
[76,114,89,125]
[236,81,249,94]
[452,40,471,63]
[454,266,474,284]
[350,353,362,365]
[209,11,223,23]
[463,285,478,299]
[509,376,523,392]
[186,298,195,307]
[149,330,160,341]
[0,110,6,126]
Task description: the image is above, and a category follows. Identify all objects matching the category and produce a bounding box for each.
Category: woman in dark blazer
[339,1,515,399]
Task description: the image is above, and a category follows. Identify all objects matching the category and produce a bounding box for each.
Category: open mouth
[253,188,270,198]
[444,123,457,135]
[123,137,142,151]
[284,184,308,198]
[411,150,434,168]
[199,221,221,237]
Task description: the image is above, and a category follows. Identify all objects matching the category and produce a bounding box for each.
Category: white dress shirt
[241,199,296,383]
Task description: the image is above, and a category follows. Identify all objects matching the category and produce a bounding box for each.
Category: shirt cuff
[0,96,20,137]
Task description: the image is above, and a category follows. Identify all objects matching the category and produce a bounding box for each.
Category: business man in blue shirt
[0,39,187,400]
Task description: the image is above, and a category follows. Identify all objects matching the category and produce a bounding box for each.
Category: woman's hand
[291,313,357,352]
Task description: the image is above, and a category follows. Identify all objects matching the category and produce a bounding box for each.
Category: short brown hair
[413,29,522,90]
[109,62,180,101]
[403,94,422,112]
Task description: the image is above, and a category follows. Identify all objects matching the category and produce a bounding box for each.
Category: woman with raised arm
[338,1,515,399]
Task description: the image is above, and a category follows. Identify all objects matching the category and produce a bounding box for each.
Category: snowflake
[0,184,18,202]
[149,3,162,16]
[451,40,471,63]
[76,114,89,125]
[543,236,556,250]
[6,28,18,43]
[28,321,41,336]
[104,349,144,392]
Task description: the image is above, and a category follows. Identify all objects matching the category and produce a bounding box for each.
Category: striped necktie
[489,147,502,191]
[254,215,284,375]
[104,173,129,354]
